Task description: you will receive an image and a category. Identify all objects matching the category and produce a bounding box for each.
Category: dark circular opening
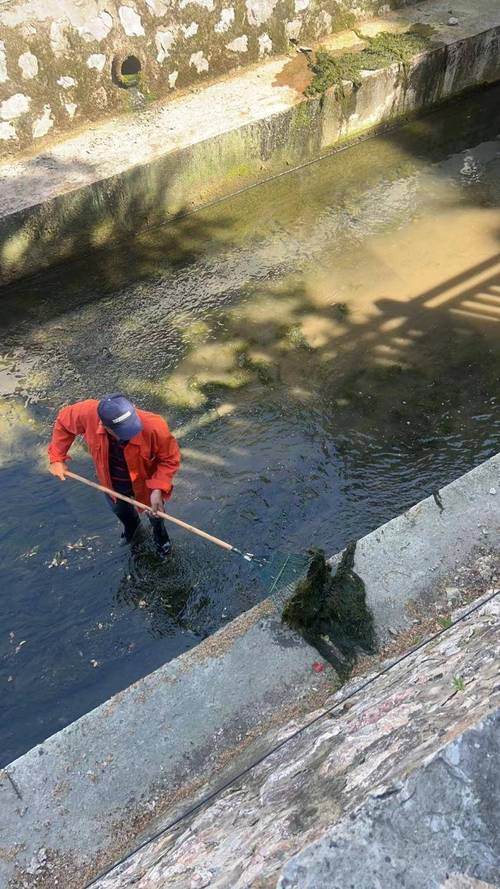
[121,55,141,77]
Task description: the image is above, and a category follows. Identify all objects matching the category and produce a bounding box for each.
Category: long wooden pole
[63,469,242,554]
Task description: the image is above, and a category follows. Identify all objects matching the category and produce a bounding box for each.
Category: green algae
[305,28,430,97]
[179,319,212,350]
[121,72,141,88]
[285,323,312,351]
[283,545,376,679]
[356,28,430,68]
[116,542,196,637]
[305,49,364,96]
[333,302,350,318]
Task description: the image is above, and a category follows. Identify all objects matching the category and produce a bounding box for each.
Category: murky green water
[1,86,500,766]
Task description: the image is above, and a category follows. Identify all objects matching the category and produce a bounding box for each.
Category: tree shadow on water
[129,246,500,437]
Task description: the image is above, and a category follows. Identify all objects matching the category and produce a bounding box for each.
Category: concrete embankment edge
[1,0,500,284]
[0,452,499,888]
[347,452,500,639]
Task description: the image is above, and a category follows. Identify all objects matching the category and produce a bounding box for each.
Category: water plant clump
[358,28,430,68]
[116,540,197,637]
[305,50,364,96]
[283,545,376,679]
[121,72,140,87]
[305,28,430,97]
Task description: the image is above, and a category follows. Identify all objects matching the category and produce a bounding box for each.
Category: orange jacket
[48,399,180,505]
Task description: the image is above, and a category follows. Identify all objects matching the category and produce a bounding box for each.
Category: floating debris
[46,536,101,569]
[19,545,40,560]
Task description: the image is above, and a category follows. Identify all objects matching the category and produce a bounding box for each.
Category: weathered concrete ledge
[1,453,499,888]
[0,0,420,158]
[0,604,333,889]
[279,709,500,889]
[1,0,500,284]
[96,594,500,889]
[332,451,500,642]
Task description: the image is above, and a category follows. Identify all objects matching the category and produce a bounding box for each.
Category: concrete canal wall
[1,452,498,888]
[0,0,419,158]
[1,0,500,284]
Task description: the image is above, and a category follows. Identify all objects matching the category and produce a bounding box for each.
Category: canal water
[1,86,500,766]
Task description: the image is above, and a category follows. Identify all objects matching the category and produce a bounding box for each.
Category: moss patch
[283,545,376,679]
[284,323,312,350]
[305,49,364,95]
[121,72,141,88]
[305,28,430,97]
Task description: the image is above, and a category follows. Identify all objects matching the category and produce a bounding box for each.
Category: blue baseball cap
[97,393,143,441]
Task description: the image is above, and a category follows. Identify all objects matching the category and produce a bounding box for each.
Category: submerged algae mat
[116,540,202,638]
[1,86,500,766]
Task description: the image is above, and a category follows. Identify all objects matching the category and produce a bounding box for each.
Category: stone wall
[4,0,500,285]
[92,587,500,889]
[0,0,411,157]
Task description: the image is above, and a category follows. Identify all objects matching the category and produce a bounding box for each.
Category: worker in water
[48,393,181,559]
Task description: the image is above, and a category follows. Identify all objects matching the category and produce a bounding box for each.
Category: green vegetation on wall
[305,27,431,96]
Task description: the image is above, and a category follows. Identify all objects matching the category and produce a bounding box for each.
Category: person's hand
[150,489,164,515]
[49,461,66,480]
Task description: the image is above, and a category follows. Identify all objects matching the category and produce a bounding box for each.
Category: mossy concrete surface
[304,27,432,95]
[0,0,414,158]
[0,453,498,889]
[1,0,500,285]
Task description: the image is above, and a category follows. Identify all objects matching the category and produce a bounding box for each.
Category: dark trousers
[106,495,170,545]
